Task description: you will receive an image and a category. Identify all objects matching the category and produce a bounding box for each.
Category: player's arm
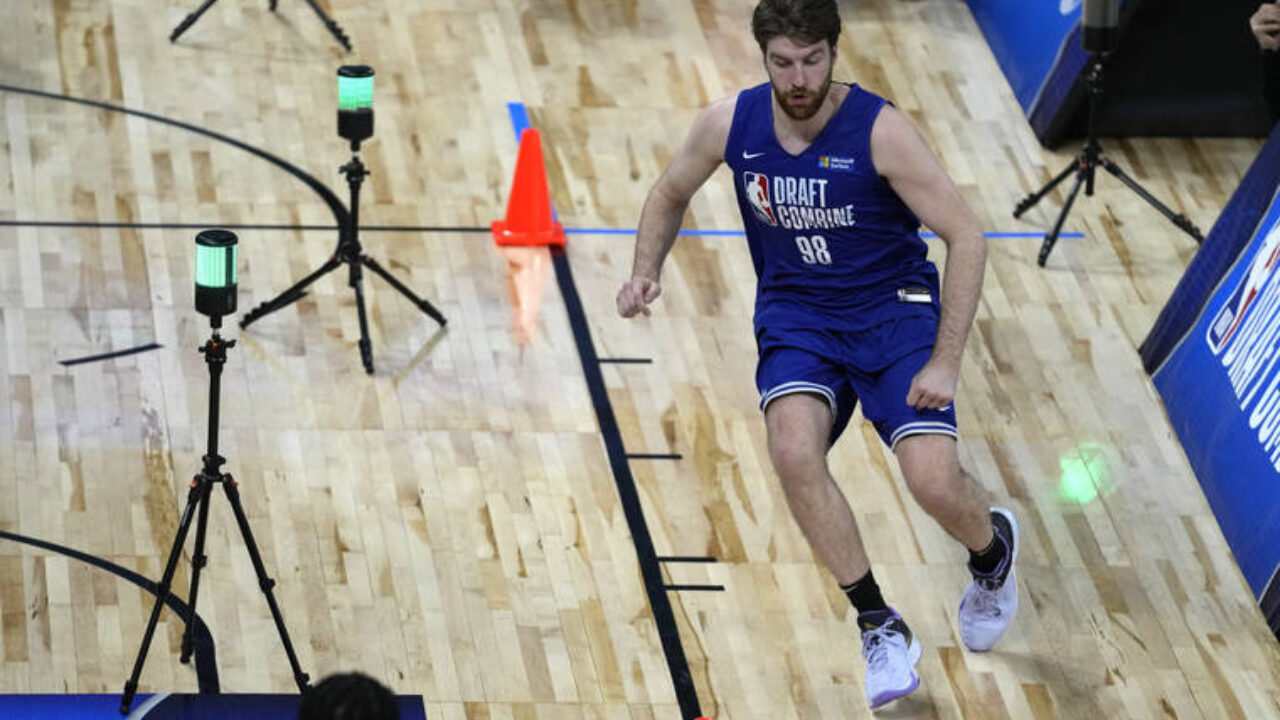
[617,96,735,318]
[870,104,987,408]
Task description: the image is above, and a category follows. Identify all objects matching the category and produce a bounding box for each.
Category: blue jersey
[724,82,939,333]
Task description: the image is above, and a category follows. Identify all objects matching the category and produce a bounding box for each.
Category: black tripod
[120,318,309,714]
[239,147,447,374]
[1014,52,1203,266]
[170,0,352,52]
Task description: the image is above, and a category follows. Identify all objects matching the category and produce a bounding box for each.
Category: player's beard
[773,65,833,121]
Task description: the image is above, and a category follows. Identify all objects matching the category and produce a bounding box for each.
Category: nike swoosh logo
[742,151,765,159]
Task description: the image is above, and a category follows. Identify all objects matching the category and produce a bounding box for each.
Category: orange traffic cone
[492,128,566,247]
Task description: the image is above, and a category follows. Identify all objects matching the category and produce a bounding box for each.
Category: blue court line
[506,102,532,143]
[503,101,1082,242]
[979,231,1085,239]
[564,227,1086,239]
[0,219,1082,241]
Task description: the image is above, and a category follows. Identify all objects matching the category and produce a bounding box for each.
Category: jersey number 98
[795,234,832,265]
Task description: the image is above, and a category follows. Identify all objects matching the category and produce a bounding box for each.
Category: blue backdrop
[0,694,428,720]
[964,0,1086,114]
[1151,183,1280,606]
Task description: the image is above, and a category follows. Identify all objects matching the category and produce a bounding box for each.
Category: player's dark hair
[751,0,841,53]
[298,672,400,720]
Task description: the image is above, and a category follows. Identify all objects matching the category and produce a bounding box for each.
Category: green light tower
[121,227,310,714]
[238,65,446,375]
[337,65,374,147]
[194,229,238,323]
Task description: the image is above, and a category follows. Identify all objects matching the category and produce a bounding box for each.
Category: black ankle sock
[969,525,1009,576]
[841,570,888,614]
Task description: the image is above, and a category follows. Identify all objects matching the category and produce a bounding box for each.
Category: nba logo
[1208,218,1280,355]
[743,172,777,227]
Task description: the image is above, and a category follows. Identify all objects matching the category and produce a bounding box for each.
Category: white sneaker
[958,506,1020,652]
[859,608,922,709]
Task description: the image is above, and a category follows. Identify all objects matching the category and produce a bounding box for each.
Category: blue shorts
[755,315,958,448]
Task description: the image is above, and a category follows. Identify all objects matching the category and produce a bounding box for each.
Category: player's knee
[903,466,962,516]
[767,435,825,485]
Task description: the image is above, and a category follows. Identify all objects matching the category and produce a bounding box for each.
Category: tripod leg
[121,479,208,713]
[170,0,223,43]
[1014,157,1078,219]
[349,262,375,374]
[240,257,342,329]
[1099,157,1205,243]
[1038,171,1087,267]
[361,255,448,327]
[221,479,311,694]
[299,0,353,51]
[179,476,216,663]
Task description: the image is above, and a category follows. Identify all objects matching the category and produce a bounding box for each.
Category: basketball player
[616,0,1018,708]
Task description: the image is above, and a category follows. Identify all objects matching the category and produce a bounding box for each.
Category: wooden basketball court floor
[1,0,1278,718]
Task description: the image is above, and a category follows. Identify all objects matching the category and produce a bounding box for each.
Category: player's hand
[1253,3,1280,51]
[617,276,662,317]
[906,357,959,410]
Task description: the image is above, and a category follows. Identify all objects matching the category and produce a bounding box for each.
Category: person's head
[752,0,841,120]
[747,0,839,120]
[299,672,400,720]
